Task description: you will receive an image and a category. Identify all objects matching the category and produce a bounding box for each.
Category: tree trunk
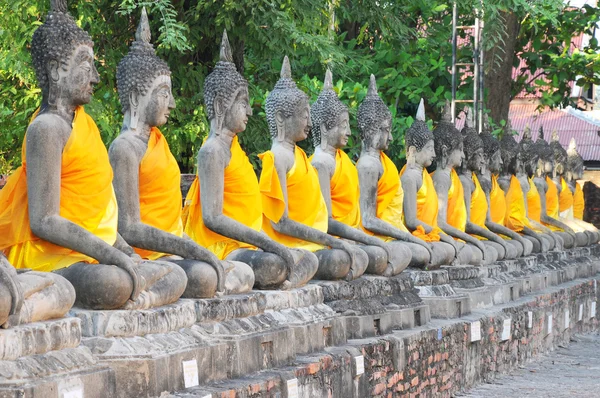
[484,11,521,125]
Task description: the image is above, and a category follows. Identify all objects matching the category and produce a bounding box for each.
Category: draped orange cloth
[470,173,488,230]
[329,149,361,228]
[259,146,328,252]
[574,183,584,220]
[559,177,573,214]
[504,175,532,232]
[183,136,260,260]
[490,174,506,225]
[527,177,542,223]
[446,169,467,232]
[134,127,183,260]
[0,107,118,271]
[545,176,560,219]
[399,165,441,242]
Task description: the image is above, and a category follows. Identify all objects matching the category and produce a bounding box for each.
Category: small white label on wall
[62,389,83,398]
[201,395,212,398]
[470,321,481,342]
[286,378,299,398]
[355,355,365,376]
[182,359,199,389]
[501,318,511,341]
[528,311,533,329]
[58,379,84,398]
[565,310,570,330]
[592,302,597,318]
[579,304,584,321]
[547,314,553,334]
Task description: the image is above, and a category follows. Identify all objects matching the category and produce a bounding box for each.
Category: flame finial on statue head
[281,56,292,79]
[367,74,378,97]
[551,129,559,143]
[568,137,577,154]
[538,125,545,141]
[416,98,426,122]
[219,29,234,63]
[50,0,67,13]
[441,100,452,122]
[523,124,532,140]
[135,7,151,44]
[464,106,474,128]
[323,68,333,90]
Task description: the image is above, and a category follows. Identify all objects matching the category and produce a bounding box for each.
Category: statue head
[531,126,554,175]
[117,8,174,130]
[518,125,538,177]
[461,108,485,173]
[311,69,350,150]
[357,75,392,151]
[432,100,464,169]
[479,114,502,174]
[265,56,311,144]
[204,30,252,135]
[549,130,567,176]
[567,138,584,180]
[405,99,435,167]
[500,122,520,175]
[31,0,98,108]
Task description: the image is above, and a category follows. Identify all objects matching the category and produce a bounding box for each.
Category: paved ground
[460,333,600,398]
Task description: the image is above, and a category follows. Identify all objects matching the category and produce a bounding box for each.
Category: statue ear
[129,88,139,130]
[214,97,224,118]
[47,59,61,106]
[275,110,286,142]
[320,122,328,149]
[48,60,60,83]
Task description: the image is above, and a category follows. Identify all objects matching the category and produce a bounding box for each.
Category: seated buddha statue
[0,0,187,310]
[458,109,519,260]
[431,103,496,265]
[399,100,462,269]
[498,125,556,253]
[258,57,369,281]
[353,76,433,270]
[109,11,254,298]
[475,120,532,257]
[530,129,577,249]
[183,33,317,290]
[310,71,401,276]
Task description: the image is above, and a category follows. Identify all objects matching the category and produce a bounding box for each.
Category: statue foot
[314,248,368,281]
[358,245,387,275]
[169,259,254,298]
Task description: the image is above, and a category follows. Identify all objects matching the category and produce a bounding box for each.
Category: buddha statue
[109,11,254,298]
[258,57,369,281]
[310,71,403,276]
[498,124,555,252]
[530,128,577,249]
[353,76,434,270]
[475,118,532,257]
[457,109,519,260]
[431,102,496,265]
[399,99,461,268]
[183,34,317,290]
[0,0,186,311]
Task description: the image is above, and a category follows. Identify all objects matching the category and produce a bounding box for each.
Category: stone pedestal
[404,269,470,319]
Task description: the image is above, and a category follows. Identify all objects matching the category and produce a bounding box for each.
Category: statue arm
[400,171,433,234]
[535,179,574,232]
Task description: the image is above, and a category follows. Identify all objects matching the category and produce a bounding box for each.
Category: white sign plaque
[182,359,199,389]
[58,379,84,398]
[355,355,365,376]
[592,302,597,318]
[62,389,83,398]
[547,314,553,334]
[286,378,299,398]
[564,310,570,329]
[470,321,481,342]
[501,318,511,341]
[528,311,533,329]
[579,304,584,321]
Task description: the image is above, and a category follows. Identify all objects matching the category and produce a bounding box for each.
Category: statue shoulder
[198,138,227,168]
[356,154,383,178]
[311,151,335,178]
[27,113,71,149]
[109,133,145,164]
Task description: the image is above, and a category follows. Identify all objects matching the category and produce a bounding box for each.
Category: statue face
[554,160,564,176]
[488,150,502,174]
[280,98,312,143]
[139,75,175,128]
[544,160,553,174]
[223,88,252,134]
[467,147,485,173]
[415,139,435,167]
[326,111,351,149]
[447,143,464,169]
[572,166,583,180]
[55,45,99,106]
[372,116,393,151]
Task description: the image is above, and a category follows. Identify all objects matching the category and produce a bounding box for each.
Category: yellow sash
[527,177,542,223]
[545,176,560,218]
[470,173,488,230]
[399,165,441,242]
[259,146,328,252]
[559,177,573,214]
[0,107,118,271]
[447,169,467,232]
[182,136,260,259]
[490,174,506,225]
[135,127,183,260]
[505,175,531,232]
[330,150,361,228]
[574,183,584,220]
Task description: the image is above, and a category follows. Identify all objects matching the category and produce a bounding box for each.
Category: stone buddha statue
[310,71,403,276]
[258,57,369,281]
[431,103,495,265]
[531,128,577,249]
[458,109,519,260]
[498,125,555,252]
[0,0,186,311]
[476,118,532,257]
[183,35,317,290]
[109,10,254,298]
[399,99,460,268]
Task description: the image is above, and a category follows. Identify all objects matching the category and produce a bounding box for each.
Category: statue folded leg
[314,247,369,281]
[357,245,388,276]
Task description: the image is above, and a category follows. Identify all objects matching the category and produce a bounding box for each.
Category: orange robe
[446,169,467,232]
[489,174,506,225]
[0,107,118,271]
[399,166,442,242]
[545,176,560,219]
[527,177,542,224]
[183,136,260,260]
[328,149,361,228]
[574,183,584,220]
[559,177,574,215]
[470,173,488,239]
[259,146,328,252]
[135,127,183,260]
[504,175,532,232]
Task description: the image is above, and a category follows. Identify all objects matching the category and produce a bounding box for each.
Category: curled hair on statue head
[405,98,434,151]
[357,74,391,148]
[311,69,348,147]
[432,100,462,164]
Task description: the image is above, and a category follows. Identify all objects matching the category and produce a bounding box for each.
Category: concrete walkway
[461,333,600,397]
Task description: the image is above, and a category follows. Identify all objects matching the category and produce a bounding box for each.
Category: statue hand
[338,241,360,281]
[477,242,487,261]
[115,255,143,301]
[199,251,226,294]
[271,244,295,284]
